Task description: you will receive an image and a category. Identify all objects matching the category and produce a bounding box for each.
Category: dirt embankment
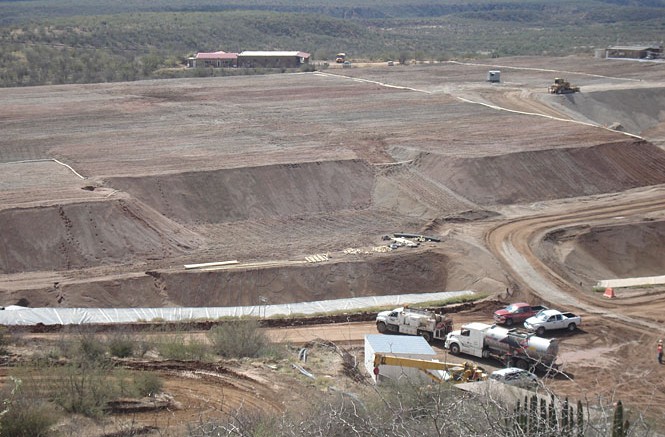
[550,87,665,136]
[3,250,454,308]
[106,160,374,225]
[416,140,665,205]
[539,219,665,286]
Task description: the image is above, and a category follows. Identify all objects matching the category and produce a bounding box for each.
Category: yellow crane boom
[373,353,487,383]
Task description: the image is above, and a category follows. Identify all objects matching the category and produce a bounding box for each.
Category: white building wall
[364,334,436,384]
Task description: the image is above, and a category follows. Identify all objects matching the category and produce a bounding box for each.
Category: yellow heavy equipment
[373,353,488,384]
[548,78,580,94]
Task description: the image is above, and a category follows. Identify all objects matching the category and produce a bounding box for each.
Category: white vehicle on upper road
[524,309,581,336]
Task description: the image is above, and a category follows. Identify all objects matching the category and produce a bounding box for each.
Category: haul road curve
[486,185,665,332]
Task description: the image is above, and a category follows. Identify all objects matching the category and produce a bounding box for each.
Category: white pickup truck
[524,309,581,336]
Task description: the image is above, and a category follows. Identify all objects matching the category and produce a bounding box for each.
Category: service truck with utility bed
[523,309,581,336]
[375,306,452,342]
[493,302,548,326]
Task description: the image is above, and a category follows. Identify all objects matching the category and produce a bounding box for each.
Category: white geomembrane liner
[0,290,474,326]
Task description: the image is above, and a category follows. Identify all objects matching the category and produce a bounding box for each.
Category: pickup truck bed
[524,309,581,335]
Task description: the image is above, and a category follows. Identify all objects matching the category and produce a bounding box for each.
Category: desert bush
[207,320,271,359]
[0,327,9,356]
[0,377,60,437]
[47,359,117,418]
[189,381,657,437]
[134,339,152,358]
[133,371,163,397]
[77,331,108,363]
[155,333,208,361]
[0,399,59,437]
[106,333,135,358]
[30,332,116,418]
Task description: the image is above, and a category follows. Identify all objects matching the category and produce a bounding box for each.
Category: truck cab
[444,322,492,358]
[376,308,401,329]
[376,307,452,342]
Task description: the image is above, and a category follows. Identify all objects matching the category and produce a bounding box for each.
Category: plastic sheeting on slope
[0,290,474,326]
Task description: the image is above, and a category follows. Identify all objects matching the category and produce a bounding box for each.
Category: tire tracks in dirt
[485,188,665,333]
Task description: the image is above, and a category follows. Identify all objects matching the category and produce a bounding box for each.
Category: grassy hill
[1,0,664,86]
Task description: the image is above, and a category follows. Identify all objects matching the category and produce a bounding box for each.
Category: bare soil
[3,55,665,435]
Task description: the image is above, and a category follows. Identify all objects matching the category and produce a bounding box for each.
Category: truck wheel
[567,323,577,332]
[449,343,460,355]
[482,349,490,359]
[505,318,513,327]
[536,327,546,336]
[515,359,528,370]
[420,331,432,343]
[376,322,387,333]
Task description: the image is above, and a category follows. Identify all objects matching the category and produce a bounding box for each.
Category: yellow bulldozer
[548,78,580,94]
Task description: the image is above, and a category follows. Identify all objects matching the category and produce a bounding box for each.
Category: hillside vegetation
[0,0,664,86]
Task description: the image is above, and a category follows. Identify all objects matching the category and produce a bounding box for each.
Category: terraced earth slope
[2,57,665,309]
[3,56,665,433]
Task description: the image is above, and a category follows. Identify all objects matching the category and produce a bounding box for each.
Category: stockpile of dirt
[417,140,665,205]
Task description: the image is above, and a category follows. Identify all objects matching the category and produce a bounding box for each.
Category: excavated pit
[539,219,665,288]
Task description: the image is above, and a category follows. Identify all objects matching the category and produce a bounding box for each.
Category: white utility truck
[375,307,452,342]
[444,322,559,370]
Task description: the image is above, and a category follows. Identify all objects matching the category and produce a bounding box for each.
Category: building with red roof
[187,51,238,68]
[188,50,310,69]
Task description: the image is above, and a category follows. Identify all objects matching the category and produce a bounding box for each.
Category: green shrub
[47,360,117,418]
[0,327,10,356]
[155,334,208,361]
[107,334,135,358]
[133,372,163,397]
[0,378,59,437]
[0,400,59,437]
[77,332,107,363]
[207,320,271,359]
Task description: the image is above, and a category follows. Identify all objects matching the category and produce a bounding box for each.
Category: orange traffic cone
[603,287,615,298]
